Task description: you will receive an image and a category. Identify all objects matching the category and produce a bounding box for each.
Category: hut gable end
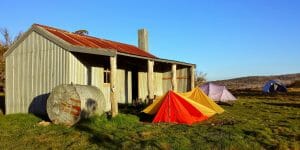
[5,30,71,114]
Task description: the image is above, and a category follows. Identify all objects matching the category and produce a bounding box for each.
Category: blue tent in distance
[263,80,287,93]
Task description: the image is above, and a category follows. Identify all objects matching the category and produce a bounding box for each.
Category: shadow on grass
[73,104,155,149]
[0,94,5,114]
[118,103,154,122]
[263,102,300,108]
[217,101,234,106]
[28,93,51,121]
[75,122,120,149]
[74,113,154,149]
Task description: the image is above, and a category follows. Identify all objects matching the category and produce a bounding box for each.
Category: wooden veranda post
[110,56,118,117]
[172,64,177,91]
[147,60,154,99]
[190,66,195,90]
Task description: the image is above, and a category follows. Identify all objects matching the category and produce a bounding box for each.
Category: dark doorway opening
[132,70,138,101]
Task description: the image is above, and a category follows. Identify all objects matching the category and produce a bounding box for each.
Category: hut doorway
[132,70,139,101]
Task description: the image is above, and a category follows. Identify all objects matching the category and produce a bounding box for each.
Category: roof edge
[4,25,34,57]
[34,25,116,56]
[117,52,155,60]
[117,52,195,67]
[70,46,116,56]
[155,58,196,67]
[34,24,154,58]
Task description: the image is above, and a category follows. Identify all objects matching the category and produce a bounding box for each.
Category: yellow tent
[179,88,225,114]
[142,91,217,117]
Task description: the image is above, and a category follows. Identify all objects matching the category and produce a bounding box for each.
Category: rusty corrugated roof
[34,24,156,58]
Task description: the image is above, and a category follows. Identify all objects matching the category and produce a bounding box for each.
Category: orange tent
[147,91,216,125]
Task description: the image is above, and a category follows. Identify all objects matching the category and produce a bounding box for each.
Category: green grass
[0,91,299,149]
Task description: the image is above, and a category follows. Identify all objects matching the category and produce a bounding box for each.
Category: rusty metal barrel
[47,84,107,126]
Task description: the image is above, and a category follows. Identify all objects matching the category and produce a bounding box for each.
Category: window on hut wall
[104,67,110,84]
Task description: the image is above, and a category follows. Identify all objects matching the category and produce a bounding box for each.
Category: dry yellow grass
[288,88,300,92]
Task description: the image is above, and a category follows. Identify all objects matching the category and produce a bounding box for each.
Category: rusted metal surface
[34,24,157,59]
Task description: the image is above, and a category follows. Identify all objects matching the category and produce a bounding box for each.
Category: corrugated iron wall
[138,72,164,100]
[163,71,172,93]
[69,54,87,84]
[138,72,148,100]
[177,68,190,92]
[116,69,132,104]
[162,67,190,93]
[91,67,103,90]
[154,72,163,97]
[5,31,70,114]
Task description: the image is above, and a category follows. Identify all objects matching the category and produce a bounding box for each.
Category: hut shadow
[137,112,154,122]
[118,103,154,123]
[0,94,5,114]
[28,93,50,121]
[75,116,121,148]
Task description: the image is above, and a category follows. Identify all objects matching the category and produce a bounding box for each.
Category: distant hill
[210,73,300,90]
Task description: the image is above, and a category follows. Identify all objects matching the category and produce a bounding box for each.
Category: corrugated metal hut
[4,24,195,114]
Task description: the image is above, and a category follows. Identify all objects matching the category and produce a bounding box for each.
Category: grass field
[0,90,299,149]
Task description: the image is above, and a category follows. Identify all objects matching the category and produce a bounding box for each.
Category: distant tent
[179,88,225,114]
[200,83,237,102]
[142,91,216,125]
[263,80,287,93]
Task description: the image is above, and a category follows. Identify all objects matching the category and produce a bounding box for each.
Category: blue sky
[1,0,299,81]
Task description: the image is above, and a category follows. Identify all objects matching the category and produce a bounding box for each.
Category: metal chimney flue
[138,29,148,52]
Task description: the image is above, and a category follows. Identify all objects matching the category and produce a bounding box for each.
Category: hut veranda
[4,24,195,115]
